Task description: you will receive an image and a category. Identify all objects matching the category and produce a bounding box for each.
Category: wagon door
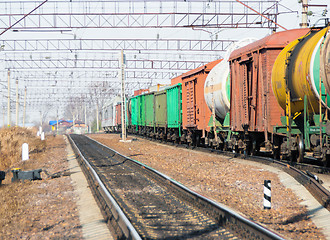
[167,84,182,128]
[145,93,155,127]
[155,90,167,127]
[239,58,259,131]
[110,103,115,127]
[185,79,196,127]
[247,58,258,131]
[115,103,122,126]
[130,97,138,126]
[137,95,145,126]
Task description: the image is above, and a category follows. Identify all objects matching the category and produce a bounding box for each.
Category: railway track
[68,134,285,240]
[198,147,330,212]
[132,134,330,212]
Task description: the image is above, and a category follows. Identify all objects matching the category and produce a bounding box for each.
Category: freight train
[102,23,330,166]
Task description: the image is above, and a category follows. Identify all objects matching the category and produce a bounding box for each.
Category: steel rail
[248,155,330,211]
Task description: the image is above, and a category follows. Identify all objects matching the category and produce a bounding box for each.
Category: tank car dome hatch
[320,28,330,96]
[272,27,330,114]
[204,38,256,120]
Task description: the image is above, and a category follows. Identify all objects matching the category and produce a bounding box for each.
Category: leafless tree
[62,81,117,132]
[87,80,117,131]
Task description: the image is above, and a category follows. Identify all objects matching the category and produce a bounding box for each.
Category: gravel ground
[90,133,326,240]
[0,135,83,239]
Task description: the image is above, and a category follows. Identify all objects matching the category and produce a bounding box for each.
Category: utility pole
[96,103,99,132]
[301,0,309,28]
[56,109,59,135]
[40,111,42,127]
[15,78,19,126]
[72,111,75,126]
[23,87,27,127]
[119,49,128,142]
[2,106,4,128]
[7,69,10,127]
[84,103,87,125]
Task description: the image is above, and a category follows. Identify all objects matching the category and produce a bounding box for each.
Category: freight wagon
[127,84,182,142]
[178,60,221,146]
[102,96,121,133]
[229,25,330,165]
[103,24,330,166]
[229,28,311,157]
[203,38,256,149]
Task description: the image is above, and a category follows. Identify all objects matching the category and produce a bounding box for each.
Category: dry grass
[0,127,46,235]
[0,128,38,235]
[0,127,46,170]
[0,182,27,231]
[0,130,82,238]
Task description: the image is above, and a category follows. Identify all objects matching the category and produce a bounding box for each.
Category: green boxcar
[137,95,146,126]
[145,93,155,127]
[130,96,138,126]
[154,90,167,127]
[166,84,182,129]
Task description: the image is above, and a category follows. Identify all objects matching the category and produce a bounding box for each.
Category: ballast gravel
[90,133,327,240]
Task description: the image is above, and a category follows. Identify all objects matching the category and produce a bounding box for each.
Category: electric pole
[7,69,11,127]
[301,0,309,28]
[23,87,27,127]
[15,78,19,126]
[120,49,127,142]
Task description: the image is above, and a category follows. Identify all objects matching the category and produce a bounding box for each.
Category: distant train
[102,23,330,166]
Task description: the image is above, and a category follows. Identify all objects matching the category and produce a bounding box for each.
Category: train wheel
[251,139,257,156]
[272,136,281,160]
[196,135,201,147]
[321,154,329,167]
[218,142,224,151]
[297,135,304,163]
[273,147,280,160]
[223,142,228,152]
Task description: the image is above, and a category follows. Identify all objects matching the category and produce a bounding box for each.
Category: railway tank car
[272,25,330,163]
[178,59,222,146]
[203,38,256,149]
[321,27,330,95]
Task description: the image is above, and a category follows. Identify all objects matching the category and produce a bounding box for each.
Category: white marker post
[22,143,29,161]
[41,132,45,141]
[264,180,271,209]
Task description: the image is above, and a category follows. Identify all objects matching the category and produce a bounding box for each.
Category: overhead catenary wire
[0,0,49,37]
[235,0,288,31]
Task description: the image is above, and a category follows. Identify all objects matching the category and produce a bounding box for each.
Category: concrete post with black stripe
[264,180,271,209]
